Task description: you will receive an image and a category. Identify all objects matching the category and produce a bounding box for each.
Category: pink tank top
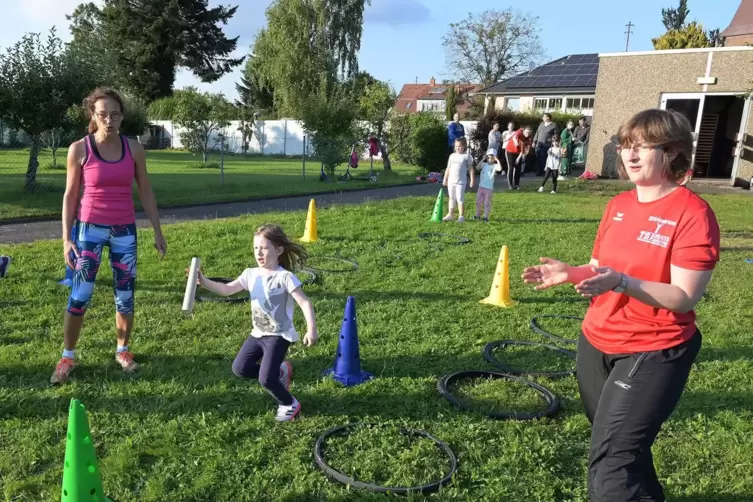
[78,135,136,225]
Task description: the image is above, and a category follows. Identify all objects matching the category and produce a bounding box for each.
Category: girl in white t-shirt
[474,148,501,221]
[195,224,318,422]
[442,137,475,222]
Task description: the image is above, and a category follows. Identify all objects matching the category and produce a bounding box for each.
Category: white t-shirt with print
[446,152,473,185]
[237,266,302,342]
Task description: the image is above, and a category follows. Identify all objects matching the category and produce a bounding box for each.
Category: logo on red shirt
[637,216,677,248]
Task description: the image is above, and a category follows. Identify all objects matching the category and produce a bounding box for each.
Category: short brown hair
[254,224,308,271]
[616,108,693,182]
[85,87,125,134]
[454,137,468,149]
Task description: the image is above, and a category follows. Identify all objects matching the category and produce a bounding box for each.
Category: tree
[0,29,95,189]
[172,87,232,164]
[442,9,544,86]
[662,0,689,31]
[236,60,275,117]
[252,0,369,117]
[67,0,244,101]
[652,21,711,50]
[445,84,457,121]
[707,28,725,47]
[299,87,357,175]
[358,80,397,171]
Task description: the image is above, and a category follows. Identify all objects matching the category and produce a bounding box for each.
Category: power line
[625,21,634,52]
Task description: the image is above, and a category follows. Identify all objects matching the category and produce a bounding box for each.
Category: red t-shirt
[582,187,720,354]
[505,129,531,155]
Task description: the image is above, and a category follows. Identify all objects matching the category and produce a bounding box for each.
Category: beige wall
[586,49,753,184]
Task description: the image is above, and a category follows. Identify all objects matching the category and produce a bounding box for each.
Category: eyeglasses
[616,144,664,154]
[95,112,123,121]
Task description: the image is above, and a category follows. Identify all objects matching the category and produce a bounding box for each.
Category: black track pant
[541,168,559,191]
[576,331,701,502]
[505,151,522,187]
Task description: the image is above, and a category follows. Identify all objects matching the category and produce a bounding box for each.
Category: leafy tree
[442,9,544,86]
[67,0,244,101]
[445,84,457,121]
[0,29,95,189]
[652,21,711,50]
[707,28,725,47]
[173,87,232,164]
[662,0,689,31]
[299,88,357,175]
[357,80,397,171]
[252,0,369,117]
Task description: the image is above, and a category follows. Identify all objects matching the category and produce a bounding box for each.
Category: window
[565,97,595,111]
[405,102,412,109]
[534,99,547,110]
[582,98,594,109]
[548,98,562,110]
[506,97,520,111]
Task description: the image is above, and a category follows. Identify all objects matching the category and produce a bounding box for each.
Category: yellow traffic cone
[480,245,516,308]
[300,198,318,243]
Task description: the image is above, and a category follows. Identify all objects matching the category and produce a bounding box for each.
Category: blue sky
[0,0,742,100]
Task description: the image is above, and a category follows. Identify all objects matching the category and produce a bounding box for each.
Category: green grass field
[1,184,752,501]
[0,148,421,221]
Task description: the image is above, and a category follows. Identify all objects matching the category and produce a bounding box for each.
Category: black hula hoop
[314,422,458,494]
[195,271,318,303]
[304,256,359,274]
[417,232,471,245]
[437,370,560,421]
[530,315,584,346]
[483,340,576,379]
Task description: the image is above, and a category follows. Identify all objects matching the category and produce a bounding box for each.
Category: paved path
[1,171,747,245]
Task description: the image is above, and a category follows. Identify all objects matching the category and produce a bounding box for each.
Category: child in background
[474,148,501,222]
[194,224,318,422]
[442,137,475,222]
[539,135,562,194]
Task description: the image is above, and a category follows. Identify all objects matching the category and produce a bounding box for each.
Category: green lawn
[0,148,421,221]
[1,184,752,501]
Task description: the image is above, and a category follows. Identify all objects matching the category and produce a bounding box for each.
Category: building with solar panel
[473,53,598,117]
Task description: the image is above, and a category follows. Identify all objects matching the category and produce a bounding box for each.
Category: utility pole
[625,21,634,52]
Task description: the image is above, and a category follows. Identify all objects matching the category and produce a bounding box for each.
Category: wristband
[565,265,598,284]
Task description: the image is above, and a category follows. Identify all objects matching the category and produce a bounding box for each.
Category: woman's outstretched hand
[521,257,571,290]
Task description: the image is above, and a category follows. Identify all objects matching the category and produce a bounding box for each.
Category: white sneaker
[551,190,557,194]
[538,186,544,193]
[275,398,301,422]
[279,361,292,391]
[457,216,465,223]
[442,214,454,222]
[557,175,567,181]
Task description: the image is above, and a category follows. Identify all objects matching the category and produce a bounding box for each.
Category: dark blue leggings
[232,335,292,405]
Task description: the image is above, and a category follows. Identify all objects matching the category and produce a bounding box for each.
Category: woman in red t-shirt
[505,125,532,189]
[522,109,720,502]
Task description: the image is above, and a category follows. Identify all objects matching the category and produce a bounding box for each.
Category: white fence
[141,119,479,159]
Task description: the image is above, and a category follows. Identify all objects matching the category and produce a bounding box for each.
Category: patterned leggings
[67,221,138,316]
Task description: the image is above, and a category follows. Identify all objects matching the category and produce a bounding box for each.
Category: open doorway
[661,93,747,179]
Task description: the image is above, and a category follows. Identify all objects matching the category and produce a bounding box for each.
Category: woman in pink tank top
[52,87,167,385]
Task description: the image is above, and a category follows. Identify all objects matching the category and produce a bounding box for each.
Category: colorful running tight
[67,222,137,316]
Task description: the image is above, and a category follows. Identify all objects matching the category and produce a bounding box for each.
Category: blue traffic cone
[323,296,373,387]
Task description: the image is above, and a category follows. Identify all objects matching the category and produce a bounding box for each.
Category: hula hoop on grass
[482,340,576,379]
[437,370,560,420]
[305,256,359,273]
[530,315,584,346]
[314,422,458,494]
[417,232,471,245]
[297,267,319,286]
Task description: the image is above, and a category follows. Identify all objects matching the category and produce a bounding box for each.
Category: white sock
[62,349,75,359]
[116,345,128,354]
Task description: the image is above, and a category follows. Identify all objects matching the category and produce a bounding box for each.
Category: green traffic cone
[430,188,444,222]
[61,399,113,502]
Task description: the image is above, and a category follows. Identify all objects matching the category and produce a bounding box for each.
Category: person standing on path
[559,120,575,179]
[447,112,465,153]
[533,113,558,176]
[51,87,167,385]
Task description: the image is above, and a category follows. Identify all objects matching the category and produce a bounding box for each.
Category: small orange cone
[480,245,516,308]
[300,199,318,243]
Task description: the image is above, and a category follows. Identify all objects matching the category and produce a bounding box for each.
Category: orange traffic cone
[480,245,516,308]
[300,199,318,243]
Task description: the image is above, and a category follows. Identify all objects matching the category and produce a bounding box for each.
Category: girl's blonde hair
[254,224,308,271]
[454,137,468,150]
